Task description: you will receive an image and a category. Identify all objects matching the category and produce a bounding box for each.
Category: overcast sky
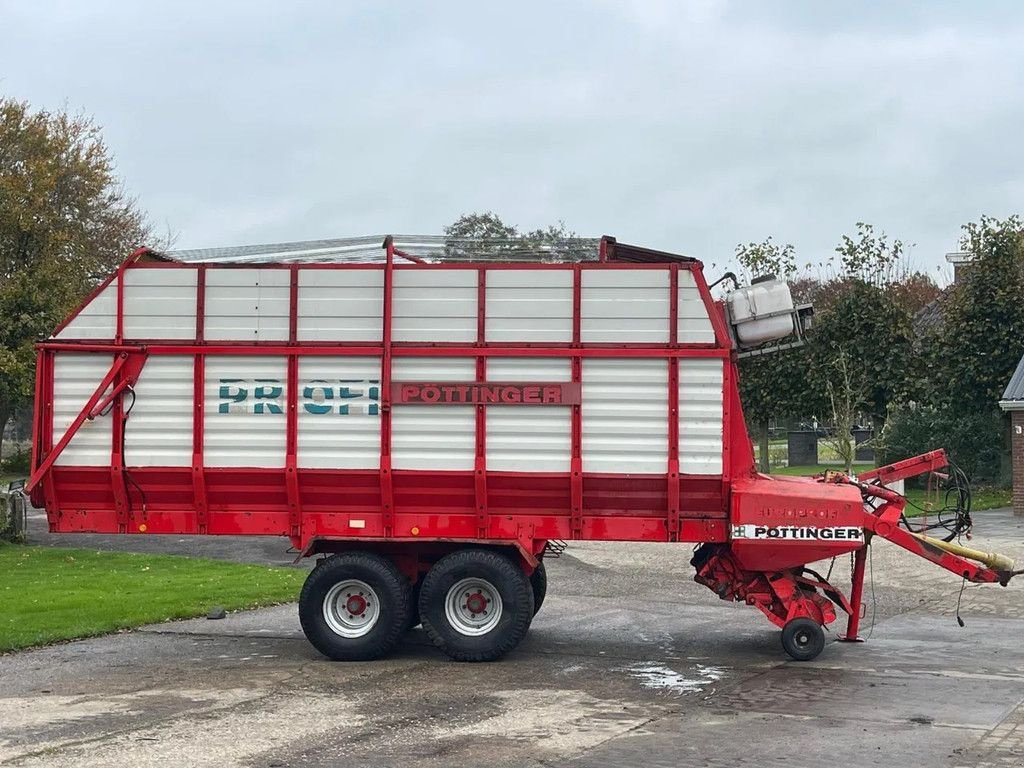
[3,1,1023,278]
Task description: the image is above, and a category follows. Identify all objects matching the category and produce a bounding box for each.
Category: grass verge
[0,544,306,652]
[769,465,1012,512]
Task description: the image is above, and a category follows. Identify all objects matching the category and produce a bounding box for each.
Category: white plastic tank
[727,277,795,346]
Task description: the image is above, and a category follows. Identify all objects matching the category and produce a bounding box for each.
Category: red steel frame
[30,238,743,555]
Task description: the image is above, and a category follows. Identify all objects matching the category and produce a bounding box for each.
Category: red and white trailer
[27,236,1019,662]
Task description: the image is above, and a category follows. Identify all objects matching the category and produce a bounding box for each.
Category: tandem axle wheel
[299,547,537,663]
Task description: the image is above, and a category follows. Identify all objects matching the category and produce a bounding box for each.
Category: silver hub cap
[445,577,503,636]
[323,579,380,638]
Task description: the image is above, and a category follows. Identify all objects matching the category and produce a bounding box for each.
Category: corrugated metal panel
[582,358,668,473]
[123,268,198,340]
[392,270,477,342]
[204,269,290,341]
[581,269,670,343]
[204,355,287,467]
[485,270,574,343]
[679,358,724,474]
[391,357,475,470]
[124,356,194,466]
[54,280,117,340]
[678,270,716,344]
[52,354,114,465]
[486,358,572,471]
[298,356,382,468]
[297,268,383,342]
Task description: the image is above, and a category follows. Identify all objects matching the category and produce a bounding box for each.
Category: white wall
[486,357,572,472]
[52,354,114,466]
[390,357,476,470]
[582,358,669,473]
[297,356,381,468]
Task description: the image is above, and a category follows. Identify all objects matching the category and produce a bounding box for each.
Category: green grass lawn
[0,544,306,652]
[770,464,1012,512]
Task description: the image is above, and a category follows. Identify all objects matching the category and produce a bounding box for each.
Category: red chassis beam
[856,449,949,486]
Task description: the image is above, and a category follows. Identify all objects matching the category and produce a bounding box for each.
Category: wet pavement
[3,508,1024,767]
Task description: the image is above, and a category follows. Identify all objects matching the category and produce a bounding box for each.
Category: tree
[925,215,1024,413]
[0,98,150,456]
[809,224,917,431]
[834,221,905,286]
[444,212,589,261]
[888,271,941,317]
[809,280,914,427]
[823,349,857,473]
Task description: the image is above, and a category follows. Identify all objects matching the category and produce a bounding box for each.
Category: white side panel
[678,358,724,474]
[55,280,117,339]
[123,269,198,339]
[678,270,716,344]
[486,270,573,343]
[204,269,290,341]
[486,358,572,472]
[204,356,287,467]
[52,354,113,465]
[123,356,194,466]
[393,270,477,343]
[581,269,670,343]
[391,357,475,470]
[297,268,384,342]
[582,358,668,473]
[298,356,382,469]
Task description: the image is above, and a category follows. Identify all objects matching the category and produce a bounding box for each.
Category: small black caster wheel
[781,618,825,661]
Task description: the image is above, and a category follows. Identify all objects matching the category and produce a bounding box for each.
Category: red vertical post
[844,544,868,641]
[570,265,583,539]
[192,265,208,533]
[692,263,731,348]
[475,268,488,538]
[39,350,59,514]
[380,238,396,537]
[285,266,302,541]
[667,266,680,541]
[115,261,127,344]
[111,262,129,531]
[721,357,734,503]
[29,348,44,474]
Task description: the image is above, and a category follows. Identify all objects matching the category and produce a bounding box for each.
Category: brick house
[1000,355,1024,516]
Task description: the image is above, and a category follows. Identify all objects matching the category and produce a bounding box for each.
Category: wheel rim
[323,579,380,638]
[794,629,813,649]
[445,577,503,636]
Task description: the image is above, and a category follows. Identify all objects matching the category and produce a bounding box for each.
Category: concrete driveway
[3,510,1024,767]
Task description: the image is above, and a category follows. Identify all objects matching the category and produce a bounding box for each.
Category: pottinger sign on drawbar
[391,382,582,406]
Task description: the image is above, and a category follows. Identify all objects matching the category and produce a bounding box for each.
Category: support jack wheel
[781,618,825,661]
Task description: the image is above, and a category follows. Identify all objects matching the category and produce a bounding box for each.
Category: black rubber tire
[299,552,410,661]
[529,561,547,616]
[781,617,826,661]
[419,549,534,662]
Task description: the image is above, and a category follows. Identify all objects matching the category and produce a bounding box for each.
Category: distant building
[1000,356,1024,517]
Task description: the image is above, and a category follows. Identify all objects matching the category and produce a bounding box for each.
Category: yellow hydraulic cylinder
[910,533,1016,574]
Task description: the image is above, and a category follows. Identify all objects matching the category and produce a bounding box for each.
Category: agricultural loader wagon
[26,235,1020,662]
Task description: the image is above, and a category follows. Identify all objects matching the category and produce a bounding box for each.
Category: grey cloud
[2,0,1022,278]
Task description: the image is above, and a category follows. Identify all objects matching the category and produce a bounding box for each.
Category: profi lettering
[218,378,380,415]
